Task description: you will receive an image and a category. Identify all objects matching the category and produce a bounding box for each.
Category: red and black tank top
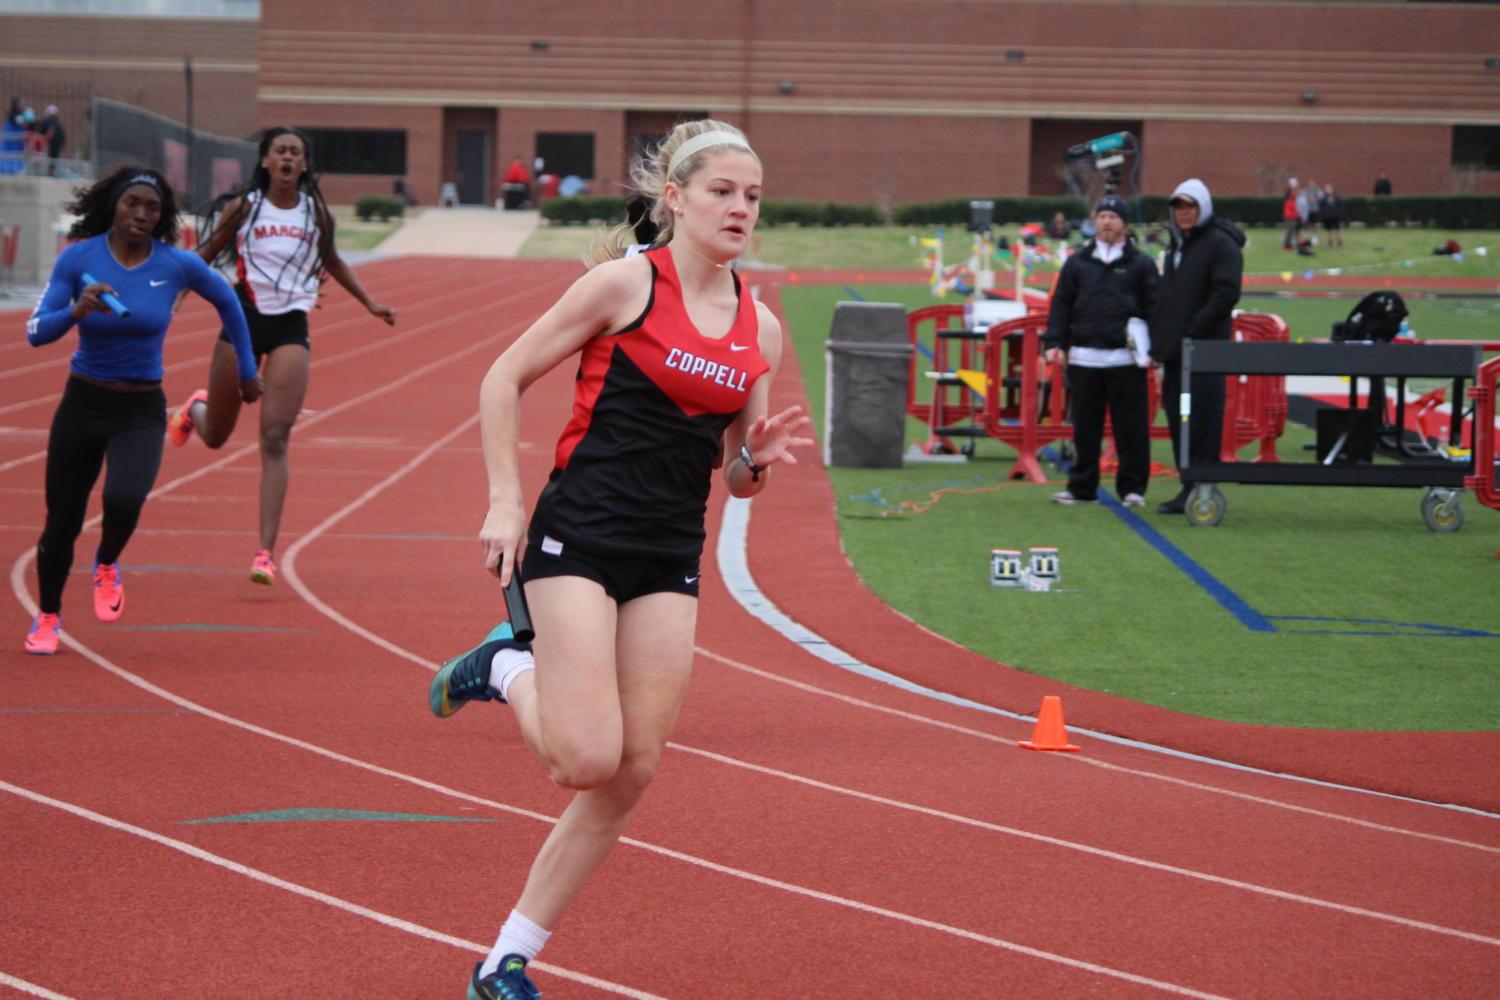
[532,246,770,559]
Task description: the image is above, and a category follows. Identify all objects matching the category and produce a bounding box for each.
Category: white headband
[667,130,752,177]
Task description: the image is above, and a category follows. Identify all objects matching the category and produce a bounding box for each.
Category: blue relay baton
[80,272,130,318]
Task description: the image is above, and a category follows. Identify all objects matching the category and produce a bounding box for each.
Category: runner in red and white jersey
[166,127,396,585]
[427,119,813,1000]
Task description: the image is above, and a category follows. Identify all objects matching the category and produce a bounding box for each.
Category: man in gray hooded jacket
[1149,178,1245,515]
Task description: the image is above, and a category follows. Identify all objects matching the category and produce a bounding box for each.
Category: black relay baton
[501,562,535,643]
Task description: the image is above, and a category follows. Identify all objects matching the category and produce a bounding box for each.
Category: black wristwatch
[739,443,767,482]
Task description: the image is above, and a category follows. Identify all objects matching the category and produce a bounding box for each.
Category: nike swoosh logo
[150,279,168,287]
[109,598,122,612]
[684,576,699,585]
[729,343,749,352]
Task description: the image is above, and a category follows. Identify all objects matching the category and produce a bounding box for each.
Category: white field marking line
[0,255,435,352]
[279,414,479,669]
[272,419,1500,951]
[0,259,441,384]
[715,493,1500,823]
[5,271,573,579]
[0,263,519,418]
[666,743,1500,947]
[0,270,565,481]
[691,646,1500,857]
[182,417,1241,998]
[0,452,45,474]
[0,780,666,1000]
[5,573,1235,1000]
[0,973,73,1000]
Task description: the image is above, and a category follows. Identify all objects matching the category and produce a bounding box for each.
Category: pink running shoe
[25,613,61,655]
[93,561,124,622]
[250,548,277,586]
[167,388,208,447]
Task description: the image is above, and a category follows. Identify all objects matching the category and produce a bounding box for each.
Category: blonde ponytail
[585,118,757,268]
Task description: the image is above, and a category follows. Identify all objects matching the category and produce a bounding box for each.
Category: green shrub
[540,195,628,225]
[354,195,405,222]
[892,194,1500,230]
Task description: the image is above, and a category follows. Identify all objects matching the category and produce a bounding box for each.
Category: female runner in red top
[428,119,812,999]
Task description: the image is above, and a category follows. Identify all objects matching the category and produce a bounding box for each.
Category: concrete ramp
[377,206,540,258]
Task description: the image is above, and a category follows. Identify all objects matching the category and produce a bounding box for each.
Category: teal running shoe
[468,956,541,1000]
[430,621,529,717]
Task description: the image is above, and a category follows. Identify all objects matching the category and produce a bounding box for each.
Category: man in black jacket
[1149,178,1245,514]
[1043,194,1159,506]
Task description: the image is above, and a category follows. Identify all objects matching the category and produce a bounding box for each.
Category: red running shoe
[93,560,124,622]
[250,548,277,586]
[25,613,61,655]
[167,388,208,447]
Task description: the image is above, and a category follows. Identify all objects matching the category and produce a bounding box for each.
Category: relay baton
[80,272,130,318]
[501,560,535,643]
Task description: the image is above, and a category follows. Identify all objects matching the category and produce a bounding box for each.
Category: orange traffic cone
[1018,695,1080,751]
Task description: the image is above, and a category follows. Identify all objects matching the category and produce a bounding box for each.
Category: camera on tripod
[1064,130,1138,195]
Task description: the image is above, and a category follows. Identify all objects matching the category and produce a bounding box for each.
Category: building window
[299,129,408,175]
[1452,125,1500,171]
[536,132,595,179]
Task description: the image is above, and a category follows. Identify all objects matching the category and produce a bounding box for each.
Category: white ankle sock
[479,909,551,977]
[490,647,535,701]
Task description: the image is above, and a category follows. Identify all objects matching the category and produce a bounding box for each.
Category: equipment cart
[1178,340,1483,531]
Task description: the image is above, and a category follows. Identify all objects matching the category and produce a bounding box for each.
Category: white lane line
[714,494,1500,823]
[280,415,479,670]
[0,973,73,999]
[692,646,1500,857]
[0,262,524,419]
[0,780,665,1000]
[271,415,1500,948]
[667,744,1500,947]
[3,396,1241,998]
[2,577,1241,999]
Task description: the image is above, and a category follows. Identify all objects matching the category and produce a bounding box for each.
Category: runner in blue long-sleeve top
[23,165,261,655]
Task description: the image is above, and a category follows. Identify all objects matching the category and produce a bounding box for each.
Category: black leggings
[36,377,166,614]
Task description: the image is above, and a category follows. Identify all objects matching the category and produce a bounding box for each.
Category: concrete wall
[0,175,77,285]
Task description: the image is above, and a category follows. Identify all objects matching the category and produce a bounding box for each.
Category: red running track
[2,257,1497,999]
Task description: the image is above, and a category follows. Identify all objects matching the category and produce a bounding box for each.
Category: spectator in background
[0,98,23,176]
[40,105,65,168]
[1150,178,1244,516]
[501,156,530,209]
[22,108,47,160]
[1321,183,1344,247]
[1045,211,1070,240]
[1374,172,1392,196]
[1043,194,1158,507]
[1281,183,1300,250]
[1305,180,1324,233]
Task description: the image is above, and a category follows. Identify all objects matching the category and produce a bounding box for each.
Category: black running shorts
[218,287,310,359]
[520,530,700,603]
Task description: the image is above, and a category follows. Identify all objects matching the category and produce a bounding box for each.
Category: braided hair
[67,164,180,244]
[199,126,335,292]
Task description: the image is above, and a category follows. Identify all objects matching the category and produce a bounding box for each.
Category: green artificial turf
[779,283,1500,732]
[519,222,1500,282]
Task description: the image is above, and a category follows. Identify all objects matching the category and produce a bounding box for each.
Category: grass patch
[780,283,1500,731]
[330,207,401,253]
[1243,294,1500,343]
[518,222,1500,283]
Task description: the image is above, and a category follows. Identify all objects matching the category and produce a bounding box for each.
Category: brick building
[5,0,1498,207]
